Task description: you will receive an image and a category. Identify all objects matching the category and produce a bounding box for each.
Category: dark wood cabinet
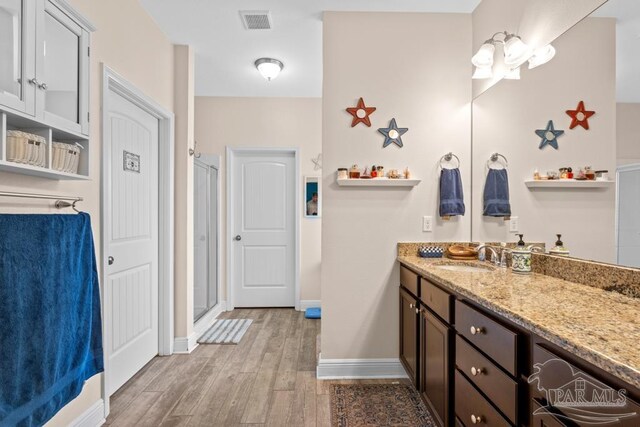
[420,307,451,427]
[400,287,419,386]
[398,262,640,427]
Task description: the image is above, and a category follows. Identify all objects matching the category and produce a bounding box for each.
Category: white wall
[617,103,640,165]
[0,0,176,424]
[472,0,608,98]
[194,97,322,303]
[472,17,617,263]
[321,11,472,360]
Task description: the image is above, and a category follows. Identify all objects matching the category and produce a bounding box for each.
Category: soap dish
[419,246,444,258]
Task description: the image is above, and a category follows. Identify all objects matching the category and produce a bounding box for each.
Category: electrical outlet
[423,216,433,232]
[509,216,519,233]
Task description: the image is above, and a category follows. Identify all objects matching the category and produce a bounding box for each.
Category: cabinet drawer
[532,345,640,426]
[530,399,569,427]
[400,265,419,297]
[455,300,518,376]
[455,370,511,427]
[456,335,518,424]
[420,279,452,323]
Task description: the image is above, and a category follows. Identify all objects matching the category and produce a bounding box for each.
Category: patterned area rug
[330,383,436,426]
[198,319,253,344]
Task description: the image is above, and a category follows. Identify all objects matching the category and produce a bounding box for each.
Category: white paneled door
[231,150,296,307]
[105,90,159,394]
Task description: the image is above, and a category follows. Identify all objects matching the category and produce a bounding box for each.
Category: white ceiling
[139,0,481,98]
[592,0,640,103]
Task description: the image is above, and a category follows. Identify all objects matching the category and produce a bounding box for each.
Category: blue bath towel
[483,168,512,217]
[439,168,465,217]
[0,213,103,427]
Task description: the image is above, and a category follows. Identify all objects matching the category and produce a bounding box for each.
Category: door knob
[108,256,114,265]
[234,235,242,241]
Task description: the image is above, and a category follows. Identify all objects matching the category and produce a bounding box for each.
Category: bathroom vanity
[398,251,640,427]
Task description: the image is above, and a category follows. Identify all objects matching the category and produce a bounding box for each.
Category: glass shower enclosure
[193,157,218,321]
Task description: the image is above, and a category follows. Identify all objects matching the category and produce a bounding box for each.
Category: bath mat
[198,319,253,344]
[330,383,436,427]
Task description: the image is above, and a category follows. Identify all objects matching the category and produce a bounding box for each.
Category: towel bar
[0,191,83,212]
[439,152,460,169]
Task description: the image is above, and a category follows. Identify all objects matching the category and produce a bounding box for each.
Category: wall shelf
[524,180,614,188]
[337,177,421,187]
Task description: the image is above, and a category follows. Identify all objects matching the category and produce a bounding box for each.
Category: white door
[231,150,296,307]
[105,89,159,394]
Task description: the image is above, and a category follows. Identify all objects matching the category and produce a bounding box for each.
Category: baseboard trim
[299,300,321,311]
[194,301,227,339]
[70,399,105,427]
[316,356,409,379]
[173,332,198,354]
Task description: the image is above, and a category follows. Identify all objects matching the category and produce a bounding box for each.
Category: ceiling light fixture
[471,31,550,80]
[255,58,283,81]
[528,44,556,69]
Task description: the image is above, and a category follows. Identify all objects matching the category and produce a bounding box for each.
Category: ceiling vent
[240,10,272,30]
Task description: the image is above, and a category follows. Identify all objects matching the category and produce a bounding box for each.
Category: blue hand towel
[483,168,512,217]
[439,168,465,217]
[0,213,103,427]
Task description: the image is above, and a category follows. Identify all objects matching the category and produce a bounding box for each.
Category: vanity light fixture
[472,31,552,79]
[528,44,556,69]
[255,57,284,81]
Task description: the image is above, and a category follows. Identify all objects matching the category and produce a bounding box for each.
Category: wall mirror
[304,176,320,218]
[471,0,640,268]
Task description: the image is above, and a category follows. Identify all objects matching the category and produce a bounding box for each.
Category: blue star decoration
[535,120,564,150]
[378,118,408,148]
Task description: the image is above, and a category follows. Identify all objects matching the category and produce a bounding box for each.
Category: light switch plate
[509,216,519,233]
[423,216,433,232]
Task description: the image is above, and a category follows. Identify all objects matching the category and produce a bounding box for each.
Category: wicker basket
[52,141,82,174]
[6,130,47,167]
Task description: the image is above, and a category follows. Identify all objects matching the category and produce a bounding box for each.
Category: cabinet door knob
[29,78,40,86]
[470,325,485,335]
[234,235,242,241]
[38,82,48,90]
[471,366,485,376]
[415,308,419,314]
[108,256,114,265]
[471,414,484,424]
[409,303,414,309]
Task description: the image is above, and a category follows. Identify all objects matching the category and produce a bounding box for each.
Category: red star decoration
[566,101,595,130]
[346,98,376,127]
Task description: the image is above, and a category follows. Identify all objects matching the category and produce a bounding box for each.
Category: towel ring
[487,152,508,169]
[439,152,460,170]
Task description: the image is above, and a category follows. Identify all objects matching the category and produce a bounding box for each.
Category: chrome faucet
[475,244,500,266]
[499,248,511,268]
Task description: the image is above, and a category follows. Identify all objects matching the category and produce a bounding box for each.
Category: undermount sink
[435,264,494,273]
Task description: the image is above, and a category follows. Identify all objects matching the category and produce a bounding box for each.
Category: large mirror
[471,0,640,268]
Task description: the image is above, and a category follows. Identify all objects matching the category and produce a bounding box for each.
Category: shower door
[194,157,218,321]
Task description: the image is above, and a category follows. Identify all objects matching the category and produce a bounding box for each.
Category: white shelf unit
[337,177,421,187]
[524,179,613,188]
[0,111,89,180]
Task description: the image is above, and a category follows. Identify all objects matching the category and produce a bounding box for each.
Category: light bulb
[528,44,556,69]
[471,42,496,67]
[503,34,532,66]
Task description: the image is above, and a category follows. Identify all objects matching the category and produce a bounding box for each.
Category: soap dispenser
[550,234,570,256]
[511,234,532,274]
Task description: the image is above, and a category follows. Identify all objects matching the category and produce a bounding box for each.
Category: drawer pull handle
[470,326,485,335]
[471,414,484,424]
[409,303,414,309]
[470,366,485,376]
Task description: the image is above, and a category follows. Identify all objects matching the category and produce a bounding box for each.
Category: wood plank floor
[104,308,403,426]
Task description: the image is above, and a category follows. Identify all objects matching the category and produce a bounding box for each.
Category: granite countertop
[397,255,640,389]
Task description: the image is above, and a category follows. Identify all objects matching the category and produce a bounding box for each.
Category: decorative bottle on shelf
[511,234,532,274]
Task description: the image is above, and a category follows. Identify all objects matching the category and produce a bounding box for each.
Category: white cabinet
[0,0,93,179]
